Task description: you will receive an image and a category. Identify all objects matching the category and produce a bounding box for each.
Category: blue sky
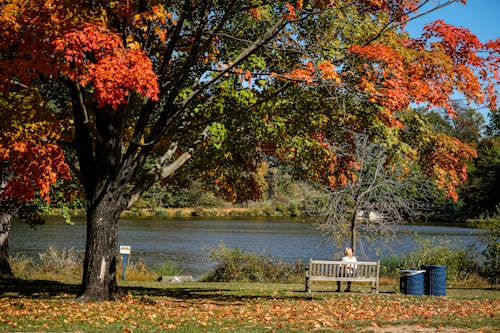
[405,0,500,42]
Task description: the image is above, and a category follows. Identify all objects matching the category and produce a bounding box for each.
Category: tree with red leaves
[0,0,497,300]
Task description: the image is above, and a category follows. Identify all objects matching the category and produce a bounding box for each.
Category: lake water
[9,217,487,278]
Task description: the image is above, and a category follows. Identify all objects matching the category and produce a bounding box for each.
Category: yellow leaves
[132,4,169,27]
[0,89,71,202]
[248,7,266,20]
[126,34,142,50]
[296,0,303,10]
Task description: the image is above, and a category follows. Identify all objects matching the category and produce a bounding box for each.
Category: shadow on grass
[0,278,311,302]
[5,278,464,303]
[122,285,313,303]
[0,278,80,298]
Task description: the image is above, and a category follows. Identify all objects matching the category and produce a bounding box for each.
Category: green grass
[0,278,498,332]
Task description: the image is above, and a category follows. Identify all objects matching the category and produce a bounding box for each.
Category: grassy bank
[43,206,287,219]
[4,246,499,332]
[43,200,312,219]
[0,278,498,332]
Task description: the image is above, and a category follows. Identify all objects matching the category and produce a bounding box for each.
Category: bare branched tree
[317,133,438,257]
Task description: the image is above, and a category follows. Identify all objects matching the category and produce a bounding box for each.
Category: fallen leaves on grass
[0,293,498,332]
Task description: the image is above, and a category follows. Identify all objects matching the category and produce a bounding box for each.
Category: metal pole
[122,254,127,280]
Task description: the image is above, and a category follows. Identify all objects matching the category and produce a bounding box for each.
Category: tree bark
[350,209,357,256]
[0,210,14,279]
[77,190,126,301]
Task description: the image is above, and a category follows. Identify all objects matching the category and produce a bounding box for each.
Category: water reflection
[10,216,486,278]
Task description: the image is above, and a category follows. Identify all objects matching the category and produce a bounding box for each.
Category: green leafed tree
[1,0,498,300]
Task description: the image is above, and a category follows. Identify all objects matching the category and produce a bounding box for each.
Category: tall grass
[10,245,83,281]
[10,246,156,282]
[154,260,184,276]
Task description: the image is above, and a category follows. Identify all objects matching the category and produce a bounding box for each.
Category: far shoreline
[40,207,499,229]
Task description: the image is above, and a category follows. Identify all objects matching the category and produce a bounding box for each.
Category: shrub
[408,238,480,283]
[9,255,36,279]
[202,243,304,283]
[10,247,156,281]
[380,237,482,285]
[380,255,411,279]
[37,246,83,280]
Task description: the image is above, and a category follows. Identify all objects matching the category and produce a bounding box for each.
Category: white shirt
[342,256,357,263]
[342,256,357,275]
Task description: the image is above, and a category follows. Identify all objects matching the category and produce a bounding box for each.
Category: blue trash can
[399,270,425,295]
[421,265,446,296]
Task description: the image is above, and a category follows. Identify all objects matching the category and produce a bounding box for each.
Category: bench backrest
[308,260,379,278]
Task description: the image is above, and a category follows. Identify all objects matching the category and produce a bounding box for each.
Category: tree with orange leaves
[0,89,71,277]
[0,0,497,300]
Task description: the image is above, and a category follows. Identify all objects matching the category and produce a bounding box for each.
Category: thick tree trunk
[78,191,126,301]
[0,210,14,279]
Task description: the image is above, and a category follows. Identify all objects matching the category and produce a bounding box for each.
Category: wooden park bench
[305,259,380,293]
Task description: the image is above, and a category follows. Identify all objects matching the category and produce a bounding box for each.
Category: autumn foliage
[274,2,498,200]
[0,91,70,202]
[1,0,496,203]
[0,0,159,108]
[52,23,159,108]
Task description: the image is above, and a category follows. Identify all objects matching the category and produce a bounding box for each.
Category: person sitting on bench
[335,247,357,292]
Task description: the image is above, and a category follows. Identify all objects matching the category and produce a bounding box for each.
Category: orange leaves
[285,61,342,85]
[422,20,482,65]
[284,3,297,20]
[285,62,316,84]
[0,90,71,202]
[53,23,159,108]
[318,61,342,84]
[349,43,411,114]
[350,19,498,121]
[418,134,477,201]
[89,49,159,108]
[0,1,160,109]
[53,24,122,66]
[1,142,70,202]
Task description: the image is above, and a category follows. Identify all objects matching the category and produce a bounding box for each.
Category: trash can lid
[400,270,426,277]
[421,265,446,268]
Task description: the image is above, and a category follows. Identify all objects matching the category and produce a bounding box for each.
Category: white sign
[119,245,131,255]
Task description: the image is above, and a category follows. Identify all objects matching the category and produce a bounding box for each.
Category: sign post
[119,245,131,281]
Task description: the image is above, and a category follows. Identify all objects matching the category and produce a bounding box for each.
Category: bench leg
[305,276,311,292]
[372,280,379,294]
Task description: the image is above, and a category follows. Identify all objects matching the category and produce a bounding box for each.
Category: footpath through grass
[0,279,498,332]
